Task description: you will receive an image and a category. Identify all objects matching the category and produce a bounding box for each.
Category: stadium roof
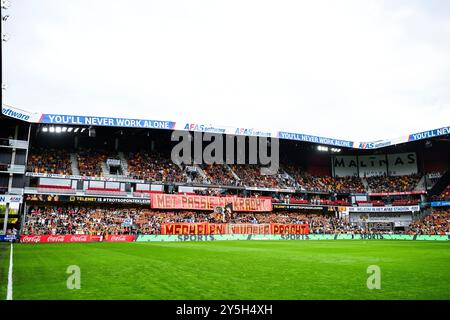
[2,104,449,150]
[2,0,450,147]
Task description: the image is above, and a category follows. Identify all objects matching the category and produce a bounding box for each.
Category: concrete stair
[194,165,210,183]
[414,175,426,192]
[70,153,80,175]
[361,177,370,193]
[118,152,129,176]
[227,164,241,181]
[101,162,110,176]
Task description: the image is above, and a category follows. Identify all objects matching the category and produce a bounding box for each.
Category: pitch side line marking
[6,242,13,300]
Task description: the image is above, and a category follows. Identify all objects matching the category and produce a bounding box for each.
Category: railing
[0,164,26,174]
[0,138,29,149]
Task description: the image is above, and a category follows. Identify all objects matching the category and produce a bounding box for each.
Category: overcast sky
[3,0,450,141]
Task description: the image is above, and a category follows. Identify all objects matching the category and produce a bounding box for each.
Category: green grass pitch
[1,240,449,300]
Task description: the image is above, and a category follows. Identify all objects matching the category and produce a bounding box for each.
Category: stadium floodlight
[317,145,328,152]
[42,127,48,133]
[2,14,10,21]
[88,126,96,137]
[62,127,67,132]
[81,128,86,133]
[55,127,62,133]
[74,128,80,133]
[49,127,55,133]
[67,127,73,132]
[2,33,10,42]
[331,148,341,153]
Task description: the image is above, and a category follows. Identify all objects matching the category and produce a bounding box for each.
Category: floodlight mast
[1,0,12,235]
[1,0,11,102]
[0,0,10,234]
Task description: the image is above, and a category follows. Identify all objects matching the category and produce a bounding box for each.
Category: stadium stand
[14,132,450,240]
[21,206,356,235]
[407,210,450,235]
[433,184,450,201]
[283,165,328,192]
[27,148,72,175]
[77,148,108,177]
[319,176,366,194]
[230,164,280,188]
[22,206,450,236]
[202,164,239,186]
[127,152,186,183]
[26,147,435,197]
[367,174,421,193]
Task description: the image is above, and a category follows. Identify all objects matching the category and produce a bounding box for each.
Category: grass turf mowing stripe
[0,242,10,300]
[6,242,13,300]
[10,240,450,300]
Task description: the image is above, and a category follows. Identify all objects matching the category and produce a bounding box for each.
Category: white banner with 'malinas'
[332,152,417,177]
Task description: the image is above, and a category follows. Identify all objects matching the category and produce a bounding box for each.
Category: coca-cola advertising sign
[20,235,102,243]
[104,235,135,242]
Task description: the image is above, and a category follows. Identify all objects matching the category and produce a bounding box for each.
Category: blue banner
[0,234,18,242]
[431,201,450,207]
[40,114,176,130]
[408,126,450,141]
[277,131,354,148]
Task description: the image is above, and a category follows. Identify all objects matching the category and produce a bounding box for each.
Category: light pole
[1,0,11,235]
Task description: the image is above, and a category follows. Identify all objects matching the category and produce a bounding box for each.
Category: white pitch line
[6,242,13,300]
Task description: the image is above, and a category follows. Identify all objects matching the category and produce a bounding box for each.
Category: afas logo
[183,123,226,133]
[358,141,391,149]
[235,128,272,137]
[0,196,22,203]
[2,106,31,121]
[236,128,254,135]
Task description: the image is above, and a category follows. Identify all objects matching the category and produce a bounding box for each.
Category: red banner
[161,223,308,234]
[104,234,135,242]
[20,235,102,243]
[151,194,272,212]
[162,223,226,235]
[227,224,271,234]
[270,224,309,234]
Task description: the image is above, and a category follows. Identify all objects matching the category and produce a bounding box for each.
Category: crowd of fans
[432,184,450,201]
[282,166,366,193]
[203,164,239,186]
[230,165,280,188]
[22,206,449,236]
[27,148,72,175]
[77,149,109,177]
[127,152,186,183]
[282,165,327,192]
[22,206,357,235]
[183,166,207,184]
[319,176,366,193]
[367,174,421,193]
[27,149,431,196]
[23,206,145,236]
[407,210,450,235]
